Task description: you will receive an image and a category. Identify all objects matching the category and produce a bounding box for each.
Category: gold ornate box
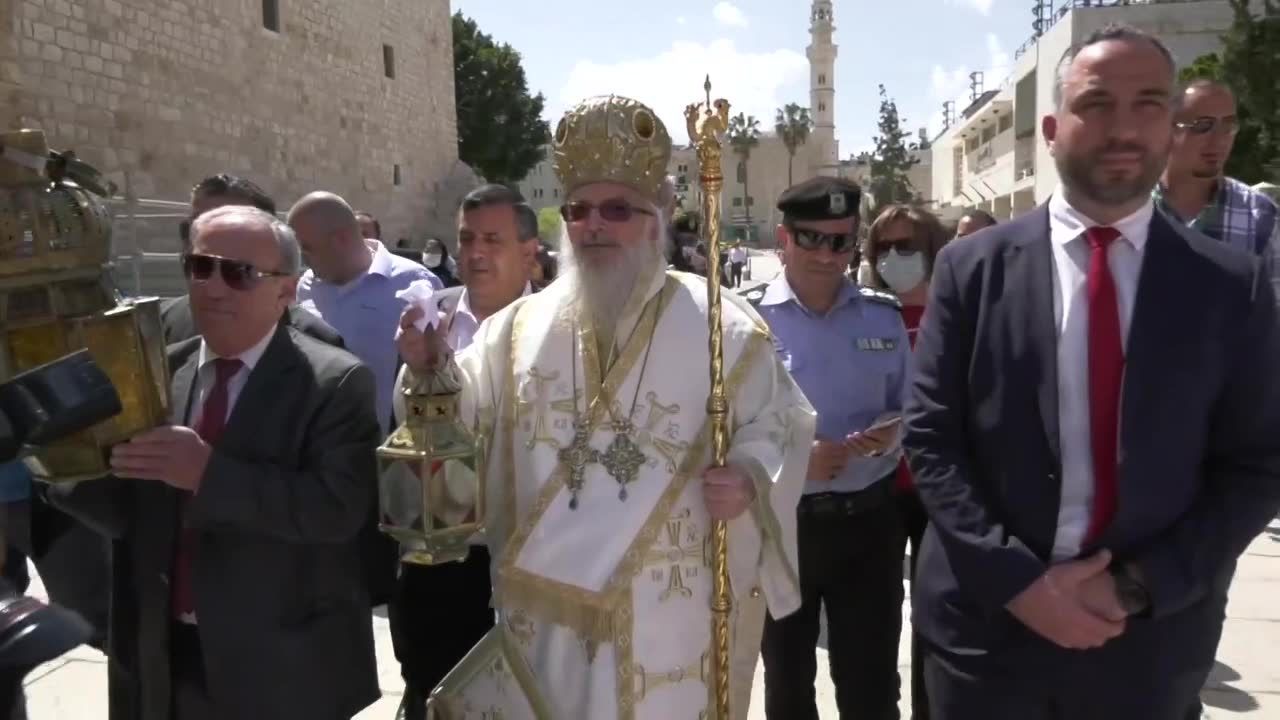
[0,129,170,482]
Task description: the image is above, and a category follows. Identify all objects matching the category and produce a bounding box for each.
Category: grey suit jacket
[54,325,381,720]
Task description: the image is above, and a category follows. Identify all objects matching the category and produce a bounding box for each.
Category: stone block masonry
[0,0,469,249]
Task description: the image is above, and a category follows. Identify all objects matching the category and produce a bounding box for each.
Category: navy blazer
[904,204,1280,678]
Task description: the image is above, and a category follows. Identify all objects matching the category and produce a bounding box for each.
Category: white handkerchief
[396,280,441,331]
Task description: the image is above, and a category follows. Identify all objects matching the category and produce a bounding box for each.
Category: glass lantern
[377,363,485,565]
[0,129,169,483]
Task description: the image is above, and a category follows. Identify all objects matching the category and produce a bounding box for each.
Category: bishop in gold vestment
[394,95,814,720]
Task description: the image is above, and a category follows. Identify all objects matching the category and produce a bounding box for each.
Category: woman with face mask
[422,237,462,288]
[863,202,948,720]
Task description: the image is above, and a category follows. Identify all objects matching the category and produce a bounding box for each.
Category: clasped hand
[1006,549,1129,650]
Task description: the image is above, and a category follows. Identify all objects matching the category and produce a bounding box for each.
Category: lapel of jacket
[168,338,202,427]
[217,324,300,451]
[1009,205,1062,464]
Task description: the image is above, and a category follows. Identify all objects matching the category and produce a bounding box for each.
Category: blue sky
[452,0,1034,155]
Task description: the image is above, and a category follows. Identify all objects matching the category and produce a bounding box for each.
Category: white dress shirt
[1047,190,1153,561]
[190,328,276,433]
[445,283,533,352]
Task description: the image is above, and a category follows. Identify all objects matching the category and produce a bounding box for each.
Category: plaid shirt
[1154,176,1280,300]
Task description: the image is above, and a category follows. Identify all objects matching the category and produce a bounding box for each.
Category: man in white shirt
[904,24,1280,720]
[388,184,536,720]
[728,240,749,287]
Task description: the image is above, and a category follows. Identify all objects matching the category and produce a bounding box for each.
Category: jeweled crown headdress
[552,95,672,206]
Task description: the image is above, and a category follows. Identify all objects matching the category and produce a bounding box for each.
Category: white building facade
[930,0,1235,221]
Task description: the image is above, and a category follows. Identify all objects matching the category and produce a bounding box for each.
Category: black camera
[0,350,120,676]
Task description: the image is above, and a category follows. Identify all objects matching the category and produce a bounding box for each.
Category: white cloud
[944,0,995,15]
[712,2,748,28]
[554,39,807,145]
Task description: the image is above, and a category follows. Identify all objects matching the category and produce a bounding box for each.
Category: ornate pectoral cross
[601,419,648,501]
[558,417,600,510]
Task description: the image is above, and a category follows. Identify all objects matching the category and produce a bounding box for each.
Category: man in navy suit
[904,24,1280,720]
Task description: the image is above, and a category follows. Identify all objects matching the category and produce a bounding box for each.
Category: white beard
[559,223,668,344]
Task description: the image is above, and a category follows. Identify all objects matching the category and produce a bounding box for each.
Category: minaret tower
[807,0,839,173]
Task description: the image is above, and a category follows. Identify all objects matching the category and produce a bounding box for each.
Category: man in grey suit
[55,206,381,720]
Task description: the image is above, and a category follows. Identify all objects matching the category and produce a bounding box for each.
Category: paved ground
[19,518,1280,718]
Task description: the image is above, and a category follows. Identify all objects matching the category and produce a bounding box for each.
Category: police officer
[746,177,909,720]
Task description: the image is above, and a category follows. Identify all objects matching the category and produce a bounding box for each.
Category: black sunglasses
[1175,116,1239,136]
[181,253,289,291]
[560,199,654,224]
[789,227,859,254]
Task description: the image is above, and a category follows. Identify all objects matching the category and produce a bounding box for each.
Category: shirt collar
[197,325,276,374]
[1048,187,1154,252]
[1153,177,1226,224]
[365,240,395,278]
[457,282,533,324]
[761,274,860,314]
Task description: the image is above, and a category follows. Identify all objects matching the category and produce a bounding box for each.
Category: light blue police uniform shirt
[752,276,909,495]
[296,240,441,434]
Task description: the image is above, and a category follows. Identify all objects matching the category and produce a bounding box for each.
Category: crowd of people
[0,20,1277,720]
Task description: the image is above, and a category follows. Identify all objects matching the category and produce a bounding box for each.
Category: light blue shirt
[296,240,441,433]
[754,276,909,495]
[0,461,32,503]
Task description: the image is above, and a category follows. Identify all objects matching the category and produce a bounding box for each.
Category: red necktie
[172,357,242,620]
[1084,226,1124,544]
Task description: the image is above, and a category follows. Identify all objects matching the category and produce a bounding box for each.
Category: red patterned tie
[1084,226,1123,544]
[171,357,242,620]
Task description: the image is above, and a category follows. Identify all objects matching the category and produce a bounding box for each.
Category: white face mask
[423,253,443,268]
[876,250,926,294]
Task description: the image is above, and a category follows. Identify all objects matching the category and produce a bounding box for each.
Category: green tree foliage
[774,104,813,186]
[868,85,920,205]
[1180,1,1280,183]
[453,12,551,184]
[537,206,562,246]
[728,112,762,227]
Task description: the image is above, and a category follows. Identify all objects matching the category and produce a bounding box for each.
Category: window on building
[819,103,826,112]
[819,73,826,85]
[383,44,396,79]
[981,125,996,143]
[393,164,401,186]
[747,196,755,206]
[553,188,559,198]
[998,114,1013,132]
[262,0,280,32]
[732,198,743,207]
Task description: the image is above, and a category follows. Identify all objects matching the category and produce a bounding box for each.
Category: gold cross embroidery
[516,367,578,451]
[633,391,691,473]
[632,651,710,703]
[644,509,709,602]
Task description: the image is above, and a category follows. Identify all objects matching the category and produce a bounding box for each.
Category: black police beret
[776,176,863,221]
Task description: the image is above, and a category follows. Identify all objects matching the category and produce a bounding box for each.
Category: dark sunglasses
[1175,116,1239,136]
[560,199,654,224]
[181,253,289,291]
[789,227,859,254]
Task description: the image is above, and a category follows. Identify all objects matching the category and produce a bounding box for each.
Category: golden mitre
[552,95,672,206]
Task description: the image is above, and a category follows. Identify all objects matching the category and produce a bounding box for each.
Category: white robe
[394,269,815,720]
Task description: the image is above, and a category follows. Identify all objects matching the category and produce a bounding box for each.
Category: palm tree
[728,112,762,238]
[775,103,814,186]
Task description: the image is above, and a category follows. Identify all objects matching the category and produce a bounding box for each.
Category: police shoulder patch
[859,286,903,310]
[741,288,766,307]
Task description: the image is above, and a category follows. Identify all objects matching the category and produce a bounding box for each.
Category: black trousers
[389,546,495,716]
[923,644,1206,720]
[762,480,906,720]
[730,262,745,287]
[896,490,930,720]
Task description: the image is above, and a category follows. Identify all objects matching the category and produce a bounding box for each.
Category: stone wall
[0,0,467,251]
